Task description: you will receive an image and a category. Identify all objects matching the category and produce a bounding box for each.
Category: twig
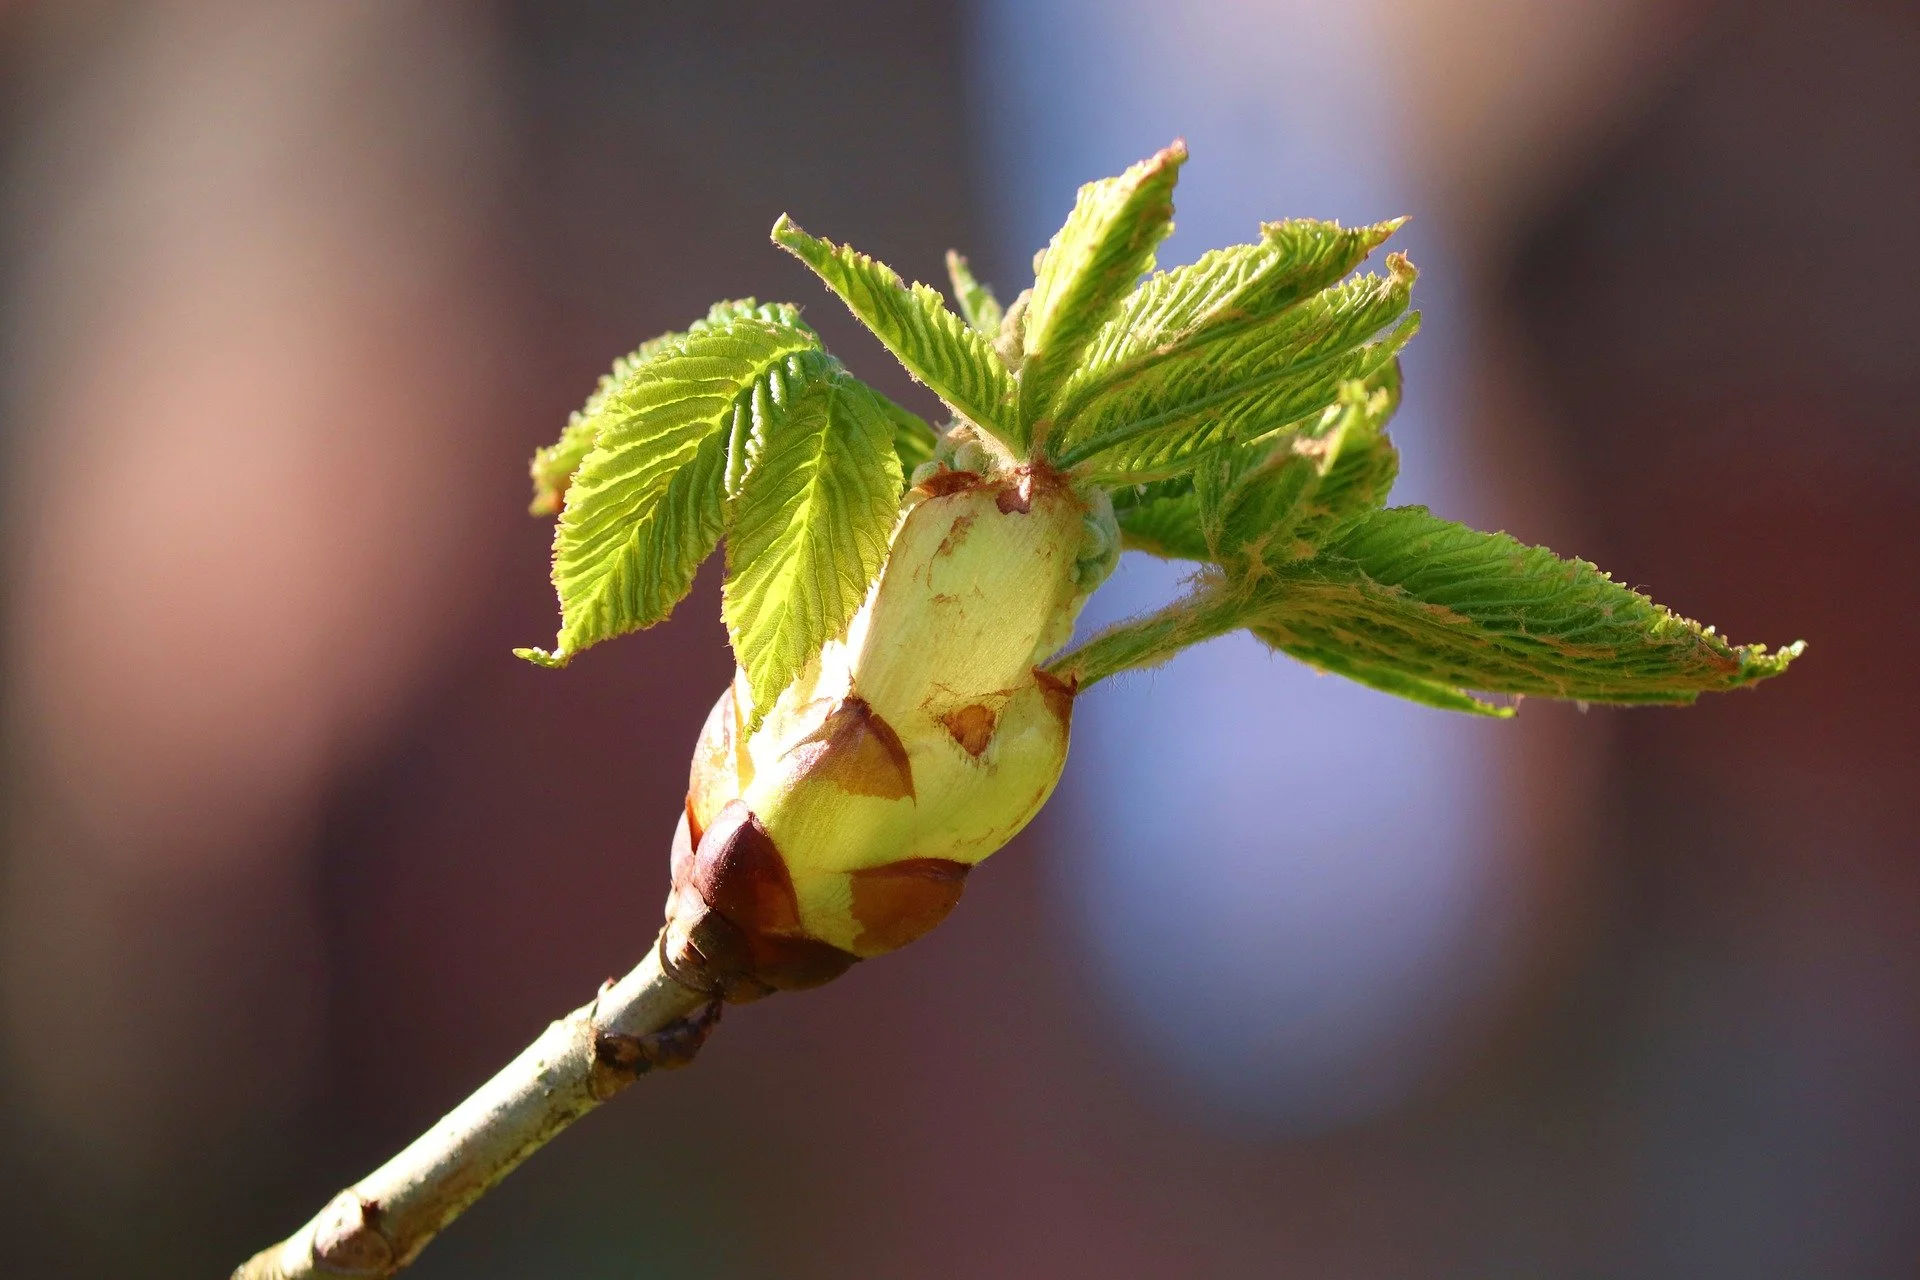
[233,937,719,1279]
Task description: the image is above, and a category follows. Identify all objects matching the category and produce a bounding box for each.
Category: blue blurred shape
[973,0,1512,1130]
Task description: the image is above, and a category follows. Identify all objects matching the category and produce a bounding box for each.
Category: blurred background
[0,1,1913,1275]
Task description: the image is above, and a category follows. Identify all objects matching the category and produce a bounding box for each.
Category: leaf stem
[1044,582,1249,688]
[232,940,718,1279]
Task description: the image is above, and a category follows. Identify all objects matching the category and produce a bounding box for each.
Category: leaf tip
[770,213,805,250]
[514,646,569,669]
[1743,638,1805,681]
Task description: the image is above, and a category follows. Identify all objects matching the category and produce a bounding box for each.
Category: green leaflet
[1052,216,1403,427]
[1246,629,1514,716]
[1114,479,1212,561]
[882,394,940,483]
[527,301,812,516]
[1050,499,1801,707]
[517,314,824,667]
[528,418,601,517]
[1252,506,1803,705]
[1281,367,1401,552]
[1055,254,1419,480]
[945,251,1003,337]
[1080,325,1413,484]
[1020,142,1185,440]
[994,289,1031,371]
[1206,370,1402,573]
[1106,367,1400,569]
[722,372,903,719]
[1192,431,1321,563]
[771,216,1015,447]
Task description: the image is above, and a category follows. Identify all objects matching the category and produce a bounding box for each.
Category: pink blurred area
[0,2,1914,1276]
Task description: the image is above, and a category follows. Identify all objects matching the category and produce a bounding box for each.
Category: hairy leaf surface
[1253,507,1803,706]
[1193,432,1319,563]
[1203,369,1402,574]
[527,301,811,516]
[1114,480,1212,561]
[772,216,1013,445]
[1247,631,1514,715]
[1020,142,1185,436]
[1055,499,1799,705]
[1058,256,1419,480]
[945,251,1003,338]
[519,314,823,666]
[1054,217,1403,425]
[528,418,602,517]
[883,394,940,482]
[1279,368,1401,553]
[723,373,904,716]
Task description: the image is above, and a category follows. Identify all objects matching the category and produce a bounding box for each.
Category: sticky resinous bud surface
[664,445,1118,1000]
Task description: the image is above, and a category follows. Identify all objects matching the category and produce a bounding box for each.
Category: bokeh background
[1,1,1914,1275]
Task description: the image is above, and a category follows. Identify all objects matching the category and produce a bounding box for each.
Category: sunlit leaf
[518,313,823,666]
[945,250,1003,338]
[1019,142,1185,439]
[722,372,904,716]
[1252,506,1804,706]
[526,301,811,516]
[1057,256,1419,480]
[773,216,1014,446]
[1113,479,1212,561]
[1055,216,1402,422]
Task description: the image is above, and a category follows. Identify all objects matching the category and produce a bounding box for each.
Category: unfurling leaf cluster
[520,141,1798,718]
[514,301,930,717]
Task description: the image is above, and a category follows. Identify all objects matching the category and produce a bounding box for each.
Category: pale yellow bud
[663,464,1111,999]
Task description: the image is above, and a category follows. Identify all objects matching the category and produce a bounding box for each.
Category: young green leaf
[1113,479,1212,561]
[1082,321,1415,486]
[1020,142,1186,438]
[1107,365,1402,571]
[1193,430,1322,564]
[881,393,941,483]
[1251,506,1803,706]
[771,216,1014,447]
[517,314,823,667]
[527,301,814,516]
[1056,495,1801,706]
[1203,369,1403,574]
[945,251,1003,337]
[1053,216,1403,427]
[993,288,1030,371]
[1057,255,1418,480]
[1280,367,1401,553]
[528,417,602,517]
[722,372,904,717]
[1046,581,1497,714]
[1245,630,1515,716]
[722,355,934,497]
